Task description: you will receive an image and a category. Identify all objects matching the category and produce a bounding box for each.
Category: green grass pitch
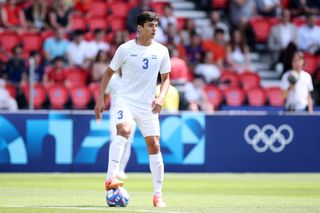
[0,173,320,213]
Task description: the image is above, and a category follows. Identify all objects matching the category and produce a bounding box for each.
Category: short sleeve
[159,48,171,74]
[307,74,314,92]
[280,72,289,90]
[109,45,125,72]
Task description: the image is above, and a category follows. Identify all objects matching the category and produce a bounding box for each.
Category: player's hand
[94,98,105,122]
[152,97,163,114]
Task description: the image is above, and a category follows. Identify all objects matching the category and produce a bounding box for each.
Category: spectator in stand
[108,30,129,57]
[289,0,320,17]
[0,0,6,30]
[230,0,256,49]
[170,48,189,84]
[256,0,281,17]
[185,33,204,66]
[91,50,108,82]
[202,28,226,68]
[194,51,221,84]
[297,13,320,54]
[86,29,110,61]
[200,10,230,42]
[43,56,67,85]
[180,18,197,46]
[24,0,47,31]
[159,4,177,34]
[29,51,45,82]
[1,0,27,32]
[229,0,256,28]
[48,0,72,32]
[0,79,18,110]
[281,51,313,112]
[67,29,90,68]
[44,27,69,63]
[165,23,181,46]
[126,0,153,33]
[226,28,252,72]
[268,9,298,73]
[4,45,26,85]
[184,77,214,112]
[156,76,180,112]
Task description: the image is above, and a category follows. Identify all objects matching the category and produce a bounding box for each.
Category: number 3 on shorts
[117,110,123,119]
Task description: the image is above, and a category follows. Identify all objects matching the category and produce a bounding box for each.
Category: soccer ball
[106,187,129,207]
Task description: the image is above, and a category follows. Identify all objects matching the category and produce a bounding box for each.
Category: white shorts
[114,97,160,137]
[110,106,136,142]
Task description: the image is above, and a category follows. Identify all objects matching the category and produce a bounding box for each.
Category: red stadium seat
[87,1,108,18]
[281,0,290,8]
[265,87,284,107]
[65,69,88,89]
[303,53,318,75]
[219,70,239,89]
[250,17,272,43]
[0,31,20,52]
[87,17,108,31]
[246,87,266,106]
[22,83,47,109]
[110,2,129,18]
[5,82,17,98]
[47,84,69,109]
[108,17,126,32]
[41,30,55,40]
[150,2,166,15]
[211,0,228,9]
[70,86,91,109]
[292,16,306,27]
[21,32,42,53]
[224,87,245,106]
[204,85,223,108]
[239,71,260,90]
[71,16,87,31]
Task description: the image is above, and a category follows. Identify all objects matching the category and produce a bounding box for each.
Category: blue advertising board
[0,111,319,172]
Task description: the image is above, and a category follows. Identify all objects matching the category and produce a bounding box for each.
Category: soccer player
[106,71,135,180]
[94,11,171,208]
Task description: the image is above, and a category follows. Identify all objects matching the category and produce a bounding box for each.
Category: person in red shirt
[1,0,26,32]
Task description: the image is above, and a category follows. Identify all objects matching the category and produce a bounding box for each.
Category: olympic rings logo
[244,124,294,153]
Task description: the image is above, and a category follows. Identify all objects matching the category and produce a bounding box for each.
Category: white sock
[118,142,131,174]
[106,135,127,180]
[149,153,164,196]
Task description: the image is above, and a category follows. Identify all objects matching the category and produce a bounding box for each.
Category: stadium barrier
[0,111,320,172]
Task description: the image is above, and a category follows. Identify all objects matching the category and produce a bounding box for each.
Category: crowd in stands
[0,0,319,111]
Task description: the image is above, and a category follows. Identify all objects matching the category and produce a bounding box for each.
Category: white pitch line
[0,204,191,213]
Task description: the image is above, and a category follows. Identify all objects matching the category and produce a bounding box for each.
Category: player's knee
[148,141,160,154]
[117,127,131,139]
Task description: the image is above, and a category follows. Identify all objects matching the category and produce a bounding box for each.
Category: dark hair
[136,11,158,27]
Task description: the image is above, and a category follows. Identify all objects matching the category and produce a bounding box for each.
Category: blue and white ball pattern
[106,187,129,207]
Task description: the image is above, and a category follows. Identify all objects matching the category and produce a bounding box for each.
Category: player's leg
[105,101,133,190]
[136,110,166,207]
[117,123,136,180]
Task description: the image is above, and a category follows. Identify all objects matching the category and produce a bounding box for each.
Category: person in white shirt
[297,13,320,54]
[106,71,136,180]
[94,11,171,208]
[67,30,90,68]
[281,51,313,112]
[86,29,110,60]
[0,79,18,111]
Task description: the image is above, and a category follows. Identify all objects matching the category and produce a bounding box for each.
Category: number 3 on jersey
[117,110,123,119]
[142,58,149,69]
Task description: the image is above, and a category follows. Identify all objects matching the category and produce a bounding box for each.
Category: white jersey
[109,39,171,108]
[281,70,313,110]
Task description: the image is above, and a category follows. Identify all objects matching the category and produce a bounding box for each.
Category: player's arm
[307,92,313,113]
[152,73,170,114]
[94,67,115,120]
